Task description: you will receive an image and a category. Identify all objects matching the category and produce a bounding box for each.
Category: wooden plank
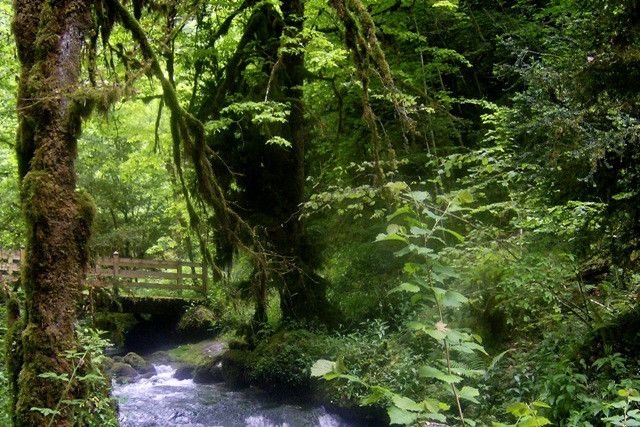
[113,282,196,291]
[98,257,201,269]
[91,268,202,281]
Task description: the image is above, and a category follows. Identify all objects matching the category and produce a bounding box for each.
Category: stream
[113,365,362,427]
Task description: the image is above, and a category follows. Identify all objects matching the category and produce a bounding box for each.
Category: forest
[0,0,639,426]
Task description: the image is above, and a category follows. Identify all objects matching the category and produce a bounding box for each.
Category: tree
[11,1,95,425]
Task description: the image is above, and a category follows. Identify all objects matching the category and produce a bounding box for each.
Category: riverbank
[106,335,389,426]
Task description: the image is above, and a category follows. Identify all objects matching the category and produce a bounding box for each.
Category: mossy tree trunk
[274,0,331,322]
[12,1,95,425]
[200,0,332,324]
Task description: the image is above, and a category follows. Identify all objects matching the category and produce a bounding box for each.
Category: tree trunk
[275,0,331,322]
[12,1,95,425]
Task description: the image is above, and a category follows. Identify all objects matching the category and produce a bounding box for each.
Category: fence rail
[0,250,207,298]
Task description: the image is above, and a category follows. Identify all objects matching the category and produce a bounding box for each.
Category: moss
[177,305,219,340]
[220,349,254,389]
[12,0,96,423]
[250,329,335,393]
[166,340,228,366]
[5,296,24,426]
[109,362,138,384]
[20,171,57,224]
[94,312,137,349]
[122,352,154,375]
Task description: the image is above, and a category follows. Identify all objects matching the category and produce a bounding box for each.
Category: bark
[206,0,333,323]
[275,0,331,322]
[12,0,95,425]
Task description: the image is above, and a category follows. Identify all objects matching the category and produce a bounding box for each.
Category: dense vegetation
[1,0,639,425]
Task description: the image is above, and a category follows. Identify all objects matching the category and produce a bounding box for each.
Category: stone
[110,362,138,384]
[193,361,224,384]
[123,352,156,375]
[174,365,195,380]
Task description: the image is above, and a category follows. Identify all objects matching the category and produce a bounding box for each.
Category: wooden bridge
[0,250,208,314]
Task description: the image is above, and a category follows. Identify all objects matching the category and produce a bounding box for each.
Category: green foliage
[30,327,117,427]
[251,329,336,392]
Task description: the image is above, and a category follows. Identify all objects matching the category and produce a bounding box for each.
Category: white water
[113,365,355,427]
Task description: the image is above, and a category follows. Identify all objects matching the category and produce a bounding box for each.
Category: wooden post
[202,260,208,298]
[177,262,183,296]
[112,251,119,294]
[112,251,119,276]
[6,251,13,277]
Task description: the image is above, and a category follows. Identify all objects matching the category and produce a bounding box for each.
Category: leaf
[457,189,474,204]
[391,394,423,412]
[30,407,60,416]
[426,412,448,422]
[311,359,335,377]
[409,191,430,202]
[387,206,412,221]
[425,328,448,341]
[407,321,426,330]
[390,282,420,293]
[422,398,444,413]
[419,365,463,384]
[517,416,551,427]
[505,402,530,418]
[532,401,551,409]
[375,233,408,243]
[459,386,480,403]
[266,136,292,148]
[387,406,419,425]
[443,290,468,307]
[361,386,389,405]
[442,227,465,242]
[488,349,513,371]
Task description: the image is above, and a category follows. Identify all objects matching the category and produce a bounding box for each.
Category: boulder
[123,352,156,375]
[147,351,171,365]
[193,361,224,384]
[221,349,253,389]
[110,362,138,384]
[173,365,195,380]
[177,305,219,341]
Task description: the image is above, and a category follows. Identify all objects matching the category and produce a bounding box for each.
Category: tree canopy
[1,0,640,425]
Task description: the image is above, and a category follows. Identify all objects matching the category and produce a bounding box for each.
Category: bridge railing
[0,250,207,298]
[0,249,22,283]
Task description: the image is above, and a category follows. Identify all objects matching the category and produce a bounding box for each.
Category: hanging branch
[105,0,270,273]
[329,0,415,183]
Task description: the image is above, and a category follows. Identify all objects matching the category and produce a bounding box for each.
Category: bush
[251,329,336,393]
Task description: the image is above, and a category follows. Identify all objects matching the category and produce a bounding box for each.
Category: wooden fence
[0,250,207,298]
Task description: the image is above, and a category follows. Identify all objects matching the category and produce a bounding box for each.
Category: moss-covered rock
[173,366,195,380]
[102,357,115,374]
[123,352,155,375]
[177,305,219,341]
[147,351,171,365]
[221,349,254,389]
[109,362,139,384]
[193,360,224,384]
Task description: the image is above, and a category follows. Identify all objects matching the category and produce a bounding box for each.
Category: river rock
[177,305,219,341]
[147,350,171,364]
[110,362,139,384]
[102,356,115,373]
[123,352,156,375]
[221,349,252,389]
[193,361,224,384]
[174,365,195,380]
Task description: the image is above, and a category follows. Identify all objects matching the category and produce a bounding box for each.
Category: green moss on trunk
[11,0,95,425]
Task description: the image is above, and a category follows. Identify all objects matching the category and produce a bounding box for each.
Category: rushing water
[113,365,359,427]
